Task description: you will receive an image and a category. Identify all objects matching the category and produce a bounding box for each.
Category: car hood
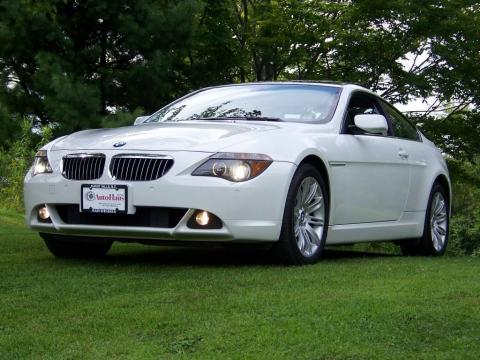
[51,121,282,152]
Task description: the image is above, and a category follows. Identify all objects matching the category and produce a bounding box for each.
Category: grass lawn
[1,209,479,359]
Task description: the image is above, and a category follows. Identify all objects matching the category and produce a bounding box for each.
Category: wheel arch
[433,173,452,215]
[297,154,331,211]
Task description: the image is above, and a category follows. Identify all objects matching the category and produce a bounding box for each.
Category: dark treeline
[0,1,478,146]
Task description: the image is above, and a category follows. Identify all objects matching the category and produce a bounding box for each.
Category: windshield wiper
[191,116,283,122]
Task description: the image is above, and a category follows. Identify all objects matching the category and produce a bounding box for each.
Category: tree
[226,0,480,112]
[0,0,238,139]
[415,111,480,161]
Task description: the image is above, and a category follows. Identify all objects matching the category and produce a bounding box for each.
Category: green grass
[1,209,479,359]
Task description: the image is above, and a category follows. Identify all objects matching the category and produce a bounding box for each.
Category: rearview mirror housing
[133,116,149,126]
[354,114,388,135]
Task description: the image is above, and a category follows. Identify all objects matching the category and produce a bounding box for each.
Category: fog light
[38,206,50,220]
[195,211,210,226]
[188,210,223,229]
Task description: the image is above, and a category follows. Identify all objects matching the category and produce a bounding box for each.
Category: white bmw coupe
[24,82,451,264]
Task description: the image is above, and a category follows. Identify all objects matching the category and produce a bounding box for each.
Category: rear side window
[381,101,420,141]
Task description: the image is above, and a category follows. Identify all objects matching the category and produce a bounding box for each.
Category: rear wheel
[274,164,329,265]
[400,182,449,256]
[40,233,112,258]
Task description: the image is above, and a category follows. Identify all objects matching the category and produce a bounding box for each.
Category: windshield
[144,84,342,124]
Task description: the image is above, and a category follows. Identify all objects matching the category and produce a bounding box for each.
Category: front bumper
[24,150,296,242]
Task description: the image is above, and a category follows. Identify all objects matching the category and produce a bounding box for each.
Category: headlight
[32,150,53,176]
[192,153,272,182]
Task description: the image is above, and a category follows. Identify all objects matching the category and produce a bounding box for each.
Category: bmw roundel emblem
[113,141,126,148]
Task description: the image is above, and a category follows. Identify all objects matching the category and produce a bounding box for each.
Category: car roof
[203,81,374,95]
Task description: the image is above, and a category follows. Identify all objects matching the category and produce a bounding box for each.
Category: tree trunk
[99,26,108,115]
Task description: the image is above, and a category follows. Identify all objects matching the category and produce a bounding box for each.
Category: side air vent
[109,155,174,181]
[62,154,106,180]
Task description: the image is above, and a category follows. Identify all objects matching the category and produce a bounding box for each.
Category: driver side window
[344,93,388,135]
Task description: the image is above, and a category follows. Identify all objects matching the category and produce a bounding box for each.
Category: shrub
[447,159,480,255]
[0,119,51,211]
[449,212,480,256]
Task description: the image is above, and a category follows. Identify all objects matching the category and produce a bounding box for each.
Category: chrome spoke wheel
[430,192,448,252]
[294,177,325,257]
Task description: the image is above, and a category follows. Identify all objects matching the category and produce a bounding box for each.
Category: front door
[329,93,410,225]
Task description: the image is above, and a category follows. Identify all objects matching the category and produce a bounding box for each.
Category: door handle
[398,149,409,159]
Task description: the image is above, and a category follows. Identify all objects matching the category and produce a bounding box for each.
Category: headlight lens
[32,150,53,176]
[192,153,272,182]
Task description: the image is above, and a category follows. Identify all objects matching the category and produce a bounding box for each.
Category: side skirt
[326,211,425,245]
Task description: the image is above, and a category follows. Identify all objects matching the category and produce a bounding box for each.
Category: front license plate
[81,184,127,214]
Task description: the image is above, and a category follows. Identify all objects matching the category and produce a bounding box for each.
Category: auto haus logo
[86,191,96,201]
[85,191,125,202]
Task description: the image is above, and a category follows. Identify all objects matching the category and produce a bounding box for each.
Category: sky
[395,97,437,113]
[393,51,438,114]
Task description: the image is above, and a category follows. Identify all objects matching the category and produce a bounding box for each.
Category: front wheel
[274,164,329,265]
[40,233,113,259]
[400,182,449,256]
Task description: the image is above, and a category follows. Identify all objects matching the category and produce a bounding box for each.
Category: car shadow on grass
[59,244,400,268]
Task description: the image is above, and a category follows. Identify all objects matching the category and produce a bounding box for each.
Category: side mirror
[133,116,149,126]
[354,114,388,135]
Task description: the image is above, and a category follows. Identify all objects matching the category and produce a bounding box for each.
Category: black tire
[273,164,329,265]
[400,182,449,256]
[40,233,113,259]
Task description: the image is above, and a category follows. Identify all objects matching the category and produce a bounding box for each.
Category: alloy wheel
[430,192,448,252]
[293,177,325,257]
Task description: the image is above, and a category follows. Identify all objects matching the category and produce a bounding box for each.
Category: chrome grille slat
[155,160,162,179]
[87,157,92,180]
[109,155,173,181]
[119,157,126,180]
[134,158,141,180]
[94,157,100,179]
[127,158,133,179]
[131,158,137,179]
[62,154,105,180]
[73,158,77,180]
[160,159,168,177]
[65,157,70,178]
[144,158,153,180]
[110,158,116,179]
[139,158,146,180]
[81,159,85,180]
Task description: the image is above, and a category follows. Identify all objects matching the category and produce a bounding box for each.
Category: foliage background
[0,0,479,254]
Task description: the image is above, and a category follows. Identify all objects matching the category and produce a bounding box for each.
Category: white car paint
[24,82,451,246]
